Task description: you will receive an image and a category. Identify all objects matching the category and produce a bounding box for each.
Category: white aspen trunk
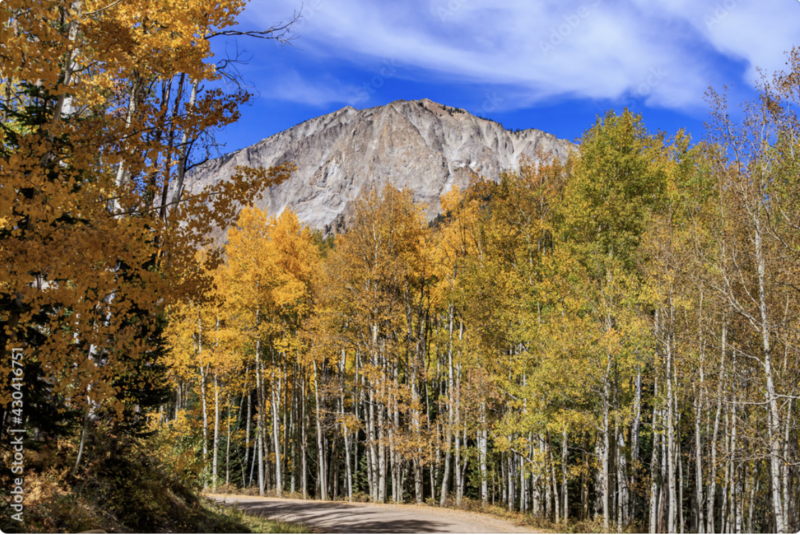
[290,367,296,496]
[508,449,516,512]
[378,397,386,503]
[255,337,265,496]
[169,78,199,207]
[411,357,423,504]
[659,411,667,534]
[343,416,353,502]
[546,441,554,519]
[302,376,308,499]
[262,367,272,491]
[440,308,455,507]
[434,421,441,503]
[753,216,786,533]
[632,365,642,521]
[388,415,397,503]
[480,404,488,505]
[282,362,289,496]
[175,383,181,421]
[781,398,792,531]
[562,427,569,523]
[708,324,726,533]
[667,327,677,534]
[50,1,82,125]
[551,446,560,523]
[695,382,705,534]
[615,418,622,532]
[532,439,541,517]
[617,427,629,529]
[368,379,378,502]
[243,376,251,486]
[257,425,265,496]
[649,382,660,534]
[392,364,401,504]
[674,361,684,535]
[730,379,739,535]
[341,385,353,502]
[114,75,141,193]
[72,410,90,475]
[735,465,743,534]
[520,451,527,512]
[678,436,685,534]
[721,408,730,534]
[354,353,362,501]
[213,374,220,491]
[602,357,612,531]
[200,364,209,487]
[197,309,208,480]
[271,368,283,497]
[226,393,231,487]
[454,369,462,506]
[313,360,326,500]
[695,294,706,533]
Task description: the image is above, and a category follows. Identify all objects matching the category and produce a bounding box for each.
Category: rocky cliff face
[185,99,575,233]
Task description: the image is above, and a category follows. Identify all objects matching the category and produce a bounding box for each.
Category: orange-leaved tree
[0,0,294,464]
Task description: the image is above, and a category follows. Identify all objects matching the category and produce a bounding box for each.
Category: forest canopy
[1,1,799,533]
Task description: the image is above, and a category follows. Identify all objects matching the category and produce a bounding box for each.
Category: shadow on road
[234,500,461,533]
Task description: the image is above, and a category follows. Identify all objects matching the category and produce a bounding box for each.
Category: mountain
[185,99,575,233]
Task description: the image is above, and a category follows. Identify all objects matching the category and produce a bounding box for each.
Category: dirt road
[211,494,540,533]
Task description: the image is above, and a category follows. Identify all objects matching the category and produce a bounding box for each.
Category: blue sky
[210,0,799,153]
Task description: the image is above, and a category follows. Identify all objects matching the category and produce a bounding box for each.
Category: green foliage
[560,109,668,273]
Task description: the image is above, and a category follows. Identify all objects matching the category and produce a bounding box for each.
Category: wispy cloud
[255,70,367,107]
[244,0,797,111]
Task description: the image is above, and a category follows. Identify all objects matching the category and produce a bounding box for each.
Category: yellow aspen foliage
[0,0,293,418]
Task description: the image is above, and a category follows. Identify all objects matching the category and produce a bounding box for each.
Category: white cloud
[247,0,798,111]
[260,70,367,107]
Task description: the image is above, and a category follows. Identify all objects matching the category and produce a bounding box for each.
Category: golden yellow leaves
[0,0,278,414]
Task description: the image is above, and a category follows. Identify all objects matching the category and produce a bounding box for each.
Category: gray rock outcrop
[184,99,575,233]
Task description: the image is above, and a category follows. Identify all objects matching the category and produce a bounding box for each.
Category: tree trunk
[72,410,90,475]
[243,374,251,486]
[213,374,220,491]
[226,392,231,487]
[313,360,326,500]
[562,427,569,523]
[440,309,455,507]
[341,394,353,502]
[302,375,308,499]
[632,365,642,521]
[271,366,283,497]
[649,379,660,534]
[602,356,611,531]
[667,326,677,534]
[480,404,488,505]
[257,426,265,495]
[708,323,726,533]
[753,217,786,534]
[255,338,265,496]
[200,363,209,488]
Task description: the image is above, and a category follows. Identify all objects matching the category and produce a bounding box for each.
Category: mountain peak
[187,101,575,234]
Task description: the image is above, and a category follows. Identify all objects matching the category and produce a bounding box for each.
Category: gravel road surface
[211,494,540,533]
